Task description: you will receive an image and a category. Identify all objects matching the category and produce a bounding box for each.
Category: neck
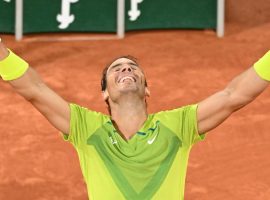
[110,94,148,140]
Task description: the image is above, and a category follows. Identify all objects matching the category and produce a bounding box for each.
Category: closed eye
[131,66,137,70]
[108,61,140,74]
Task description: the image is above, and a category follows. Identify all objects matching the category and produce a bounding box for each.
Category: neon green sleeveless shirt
[63,104,205,200]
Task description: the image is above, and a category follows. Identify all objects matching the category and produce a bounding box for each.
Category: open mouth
[118,76,136,83]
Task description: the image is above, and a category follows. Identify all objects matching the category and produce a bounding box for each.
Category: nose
[121,65,132,72]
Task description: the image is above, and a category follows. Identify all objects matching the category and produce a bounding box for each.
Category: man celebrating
[0,38,269,199]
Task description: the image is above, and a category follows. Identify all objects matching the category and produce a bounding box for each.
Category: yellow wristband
[254,50,270,81]
[0,49,29,81]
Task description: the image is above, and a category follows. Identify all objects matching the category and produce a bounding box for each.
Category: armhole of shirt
[192,104,206,144]
[62,103,76,142]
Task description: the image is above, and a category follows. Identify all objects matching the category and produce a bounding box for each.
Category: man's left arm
[197,51,270,134]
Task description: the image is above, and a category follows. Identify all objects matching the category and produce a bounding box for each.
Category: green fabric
[63,104,205,200]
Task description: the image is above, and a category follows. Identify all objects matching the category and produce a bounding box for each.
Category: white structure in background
[15,0,23,40]
[117,0,125,38]
[128,0,143,21]
[57,0,79,29]
[217,0,225,37]
[3,0,11,2]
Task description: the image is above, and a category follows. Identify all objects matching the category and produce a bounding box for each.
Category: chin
[119,87,138,93]
[119,84,140,92]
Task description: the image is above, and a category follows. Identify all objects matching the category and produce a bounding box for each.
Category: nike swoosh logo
[110,136,117,144]
[147,133,158,144]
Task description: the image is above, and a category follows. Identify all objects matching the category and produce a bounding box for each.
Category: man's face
[103,57,149,102]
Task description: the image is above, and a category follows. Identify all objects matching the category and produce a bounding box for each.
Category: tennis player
[0,39,269,199]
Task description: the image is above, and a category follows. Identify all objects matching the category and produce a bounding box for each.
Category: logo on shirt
[110,136,117,144]
[147,133,158,144]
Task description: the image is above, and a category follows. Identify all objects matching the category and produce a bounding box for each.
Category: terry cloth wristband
[254,50,270,81]
[0,49,29,81]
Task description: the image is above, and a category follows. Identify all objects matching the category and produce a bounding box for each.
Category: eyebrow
[109,61,139,71]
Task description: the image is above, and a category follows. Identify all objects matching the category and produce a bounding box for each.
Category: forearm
[0,40,70,133]
[197,51,270,133]
[225,66,268,110]
[9,67,46,101]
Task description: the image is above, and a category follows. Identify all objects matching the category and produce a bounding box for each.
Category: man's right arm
[0,41,70,134]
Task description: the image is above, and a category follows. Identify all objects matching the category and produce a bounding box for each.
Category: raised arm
[197,51,270,134]
[0,40,70,134]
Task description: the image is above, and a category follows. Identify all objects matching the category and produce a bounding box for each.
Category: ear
[145,87,150,97]
[102,90,109,101]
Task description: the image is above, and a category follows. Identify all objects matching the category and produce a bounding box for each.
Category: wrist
[0,49,29,81]
[253,50,270,81]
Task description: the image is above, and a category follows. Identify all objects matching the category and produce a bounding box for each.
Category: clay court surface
[1,19,270,200]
